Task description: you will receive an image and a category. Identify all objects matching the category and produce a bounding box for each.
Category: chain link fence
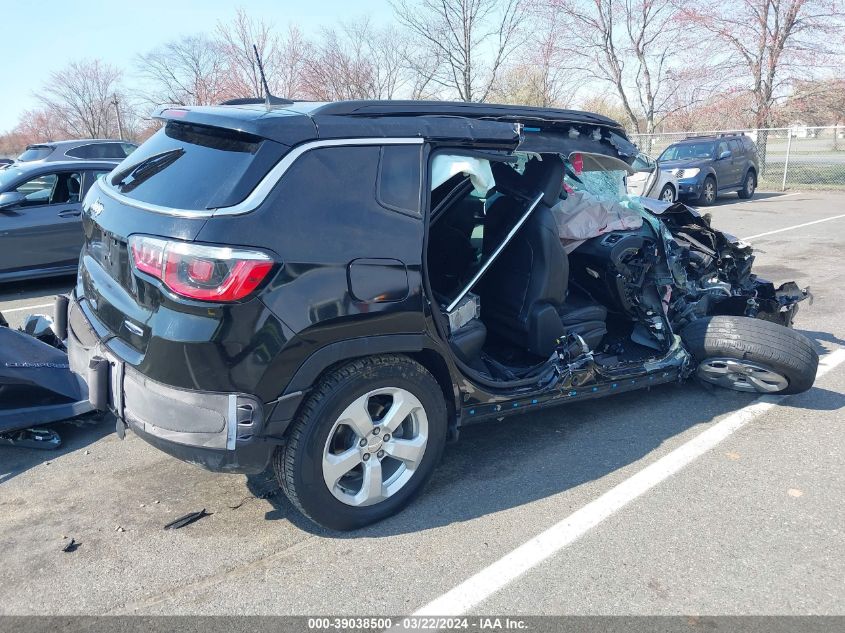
[629,126,845,191]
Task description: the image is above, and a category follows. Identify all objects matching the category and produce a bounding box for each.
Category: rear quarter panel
[196,144,428,399]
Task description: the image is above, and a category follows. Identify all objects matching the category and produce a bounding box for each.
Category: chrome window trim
[98,137,425,219]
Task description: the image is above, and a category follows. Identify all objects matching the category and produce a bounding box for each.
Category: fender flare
[283,333,446,395]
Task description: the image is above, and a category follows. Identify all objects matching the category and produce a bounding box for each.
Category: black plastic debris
[0,428,62,450]
[62,538,80,553]
[227,488,279,510]
[163,509,212,530]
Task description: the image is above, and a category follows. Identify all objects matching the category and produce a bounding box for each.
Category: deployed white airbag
[551,191,643,253]
[431,155,495,196]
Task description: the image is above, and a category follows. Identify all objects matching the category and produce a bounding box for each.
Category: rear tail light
[129,235,274,302]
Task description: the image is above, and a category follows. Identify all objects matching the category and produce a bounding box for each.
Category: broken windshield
[553,152,647,253]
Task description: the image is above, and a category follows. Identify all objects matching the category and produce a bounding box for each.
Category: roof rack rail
[684,132,745,140]
[310,100,623,127]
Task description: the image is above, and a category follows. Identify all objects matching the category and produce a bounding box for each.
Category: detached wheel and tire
[275,355,447,530]
[658,183,676,203]
[699,176,717,206]
[681,316,818,395]
[738,170,756,199]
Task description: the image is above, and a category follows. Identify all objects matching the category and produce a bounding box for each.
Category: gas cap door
[347,258,409,303]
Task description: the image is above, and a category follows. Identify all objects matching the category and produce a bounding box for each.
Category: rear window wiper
[111,148,185,193]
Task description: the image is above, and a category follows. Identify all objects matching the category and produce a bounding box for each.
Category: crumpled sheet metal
[551,191,644,253]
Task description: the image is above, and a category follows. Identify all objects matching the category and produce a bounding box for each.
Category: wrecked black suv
[67,100,816,530]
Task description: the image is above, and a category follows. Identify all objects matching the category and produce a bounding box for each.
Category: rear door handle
[58,209,81,218]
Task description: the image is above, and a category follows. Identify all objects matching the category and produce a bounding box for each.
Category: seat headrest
[522,156,564,206]
[490,157,564,207]
[490,161,522,193]
[68,177,80,194]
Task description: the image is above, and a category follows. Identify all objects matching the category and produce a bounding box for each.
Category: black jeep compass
[67,100,815,530]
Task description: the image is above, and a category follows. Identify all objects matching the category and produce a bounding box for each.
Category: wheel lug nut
[359,438,367,447]
[373,427,380,435]
[383,434,391,442]
[377,450,385,459]
[363,453,370,461]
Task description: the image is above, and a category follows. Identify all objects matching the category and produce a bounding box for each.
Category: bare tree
[544,0,707,135]
[216,9,310,99]
[401,46,446,100]
[303,19,407,100]
[391,0,525,102]
[682,0,845,168]
[136,35,229,107]
[579,94,635,124]
[12,108,64,143]
[683,0,845,131]
[490,6,578,107]
[784,78,845,126]
[36,59,124,138]
[275,26,311,99]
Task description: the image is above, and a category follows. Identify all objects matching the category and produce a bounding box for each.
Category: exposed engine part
[700,277,733,296]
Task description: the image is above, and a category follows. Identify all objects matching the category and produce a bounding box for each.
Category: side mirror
[718,150,732,160]
[0,191,25,210]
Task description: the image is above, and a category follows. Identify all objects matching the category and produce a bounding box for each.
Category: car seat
[67,175,81,203]
[479,157,607,357]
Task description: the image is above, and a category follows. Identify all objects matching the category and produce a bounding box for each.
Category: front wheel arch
[658,182,676,202]
[699,174,717,205]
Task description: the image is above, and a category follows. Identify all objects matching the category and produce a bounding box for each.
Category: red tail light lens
[130,237,166,277]
[128,235,274,302]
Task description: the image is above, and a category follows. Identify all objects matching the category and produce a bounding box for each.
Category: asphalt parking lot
[1,190,844,616]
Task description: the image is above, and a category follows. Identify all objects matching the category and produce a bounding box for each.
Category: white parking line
[412,348,845,617]
[1,302,54,314]
[743,213,845,241]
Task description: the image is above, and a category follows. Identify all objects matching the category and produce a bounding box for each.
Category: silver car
[626,151,679,202]
[16,139,137,164]
[0,160,117,282]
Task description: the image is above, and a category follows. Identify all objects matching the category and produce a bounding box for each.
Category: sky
[0,0,392,132]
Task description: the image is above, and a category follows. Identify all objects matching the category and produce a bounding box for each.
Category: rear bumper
[67,295,276,473]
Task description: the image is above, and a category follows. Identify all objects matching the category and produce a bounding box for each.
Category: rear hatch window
[17,145,54,161]
[106,120,285,210]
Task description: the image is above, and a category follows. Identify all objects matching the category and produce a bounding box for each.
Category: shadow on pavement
[247,364,841,538]
[780,386,845,411]
[684,191,791,209]
[247,314,844,537]
[5,326,838,539]
[0,415,113,485]
[799,329,845,355]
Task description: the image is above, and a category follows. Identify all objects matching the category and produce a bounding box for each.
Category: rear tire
[738,170,756,199]
[274,355,448,530]
[680,316,818,395]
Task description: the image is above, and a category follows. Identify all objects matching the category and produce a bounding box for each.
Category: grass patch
[758,163,845,190]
